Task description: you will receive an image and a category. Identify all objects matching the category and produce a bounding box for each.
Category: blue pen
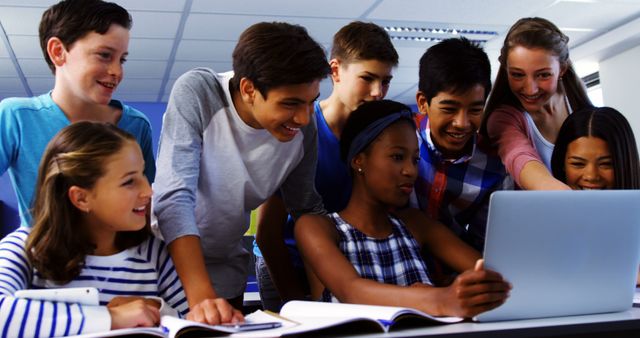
[377,319,393,327]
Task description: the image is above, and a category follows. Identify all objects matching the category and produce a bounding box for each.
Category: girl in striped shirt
[0,122,188,337]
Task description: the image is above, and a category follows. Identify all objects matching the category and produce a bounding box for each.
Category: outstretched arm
[486,105,568,190]
[397,208,480,272]
[295,215,510,317]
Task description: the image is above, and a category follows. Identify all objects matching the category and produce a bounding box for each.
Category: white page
[280,301,462,324]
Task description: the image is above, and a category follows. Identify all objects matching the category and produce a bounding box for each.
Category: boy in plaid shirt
[413,38,509,261]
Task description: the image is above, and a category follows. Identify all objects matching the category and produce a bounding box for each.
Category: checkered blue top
[322,212,431,302]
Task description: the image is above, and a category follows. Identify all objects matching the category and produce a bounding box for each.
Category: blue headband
[346,109,415,166]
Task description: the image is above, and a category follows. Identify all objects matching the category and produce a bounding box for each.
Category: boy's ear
[329,59,341,83]
[239,77,257,104]
[47,37,67,68]
[416,91,430,116]
[68,186,91,213]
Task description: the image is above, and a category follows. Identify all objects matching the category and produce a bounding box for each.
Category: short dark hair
[331,21,398,66]
[39,0,132,74]
[230,22,330,98]
[418,37,491,103]
[340,99,415,164]
[551,106,640,189]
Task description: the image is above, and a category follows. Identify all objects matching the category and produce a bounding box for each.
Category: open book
[68,315,284,338]
[69,301,462,337]
[246,300,464,336]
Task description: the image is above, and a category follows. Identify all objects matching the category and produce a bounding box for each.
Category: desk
[330,307,640,338]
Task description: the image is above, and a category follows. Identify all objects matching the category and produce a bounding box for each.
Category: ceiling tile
[394,47,430,69]
[534,1,640,46]
[170,61,233,78]
[8,36,42,59]
[182,14,349,45]
[182,14,264,41]
[25,76,54,94]
[127,39,174,60]
[0,7,44,36]
[113,0,186,12]
[368,0,556,26]
[0,1,51,6]
[191,0,376,18]
[17,58,51,76]
[128,11,181,39]
[0,59,18,77]
[116,78,162,93]
[175,40,237,62]
[123,60,168,78]
[0,39,8,58]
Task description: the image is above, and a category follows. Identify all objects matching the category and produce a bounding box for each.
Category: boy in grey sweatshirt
[153,22,329,324]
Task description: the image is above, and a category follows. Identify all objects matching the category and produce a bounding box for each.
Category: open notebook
[68,301,461,337]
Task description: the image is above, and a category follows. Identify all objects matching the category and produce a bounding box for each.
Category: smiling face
[81,140,151,238]
[242,79,321,142]
[418,84,485,159]
[333,59,394,111]
[354,121,419,207]
[506,46,565,114]
[564,136,614,190]
[55,24,129,105]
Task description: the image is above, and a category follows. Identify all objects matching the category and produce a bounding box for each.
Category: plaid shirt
[412,114,509,251]
[322,213,431,302]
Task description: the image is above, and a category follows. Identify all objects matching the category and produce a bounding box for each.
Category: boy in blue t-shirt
[255,21,399,311]
[0,0,155,228]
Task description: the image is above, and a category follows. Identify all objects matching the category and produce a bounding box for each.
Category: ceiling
[0,0,639,105]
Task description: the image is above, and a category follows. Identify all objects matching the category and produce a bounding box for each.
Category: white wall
[599,44,640,141]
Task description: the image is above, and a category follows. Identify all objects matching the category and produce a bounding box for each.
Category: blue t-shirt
[0,92,156,226]
[254,101,351,265]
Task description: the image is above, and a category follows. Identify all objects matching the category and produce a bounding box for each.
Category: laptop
[475,190,640,322]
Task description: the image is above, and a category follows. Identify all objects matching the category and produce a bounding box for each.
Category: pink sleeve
[486,105,542,186]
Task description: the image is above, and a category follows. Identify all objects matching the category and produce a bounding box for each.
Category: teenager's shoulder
[175,68,229,95]
[0,93,55,115]
[128,234,170,262]
[0,227,30,252]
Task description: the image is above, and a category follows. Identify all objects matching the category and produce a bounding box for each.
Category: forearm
[426,222,481,272]
[335,279,448,316]
[256,196,307,300]
[168,236,218,306]
[0,296,110,337]
[519,161,570,190]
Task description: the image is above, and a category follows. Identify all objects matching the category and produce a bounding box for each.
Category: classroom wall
[598,44,640,142]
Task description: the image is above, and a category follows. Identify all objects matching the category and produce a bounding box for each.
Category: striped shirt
[412,114,509,251]
[0,227,188,338]
[322,213,431,302]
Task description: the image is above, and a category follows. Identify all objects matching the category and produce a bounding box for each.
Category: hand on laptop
[439,259,511,318]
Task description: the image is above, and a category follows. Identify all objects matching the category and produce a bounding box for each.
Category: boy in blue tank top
[0,0,155,228]
[254,21,398,311]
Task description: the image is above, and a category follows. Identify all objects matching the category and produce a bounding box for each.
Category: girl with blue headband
[295,100,510,318]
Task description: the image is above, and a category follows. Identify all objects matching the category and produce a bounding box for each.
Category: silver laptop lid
[475,190,640,322]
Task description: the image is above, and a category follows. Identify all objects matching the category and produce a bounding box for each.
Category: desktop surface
[326,307,640,338]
